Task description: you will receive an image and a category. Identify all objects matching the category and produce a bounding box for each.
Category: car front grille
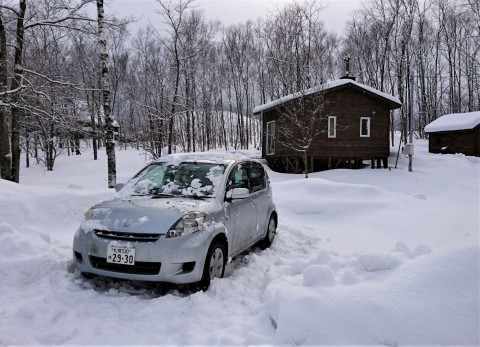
[94,229,161,242]
[89,256,161,275]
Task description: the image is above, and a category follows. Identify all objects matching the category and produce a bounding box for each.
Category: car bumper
[72,229,215,284]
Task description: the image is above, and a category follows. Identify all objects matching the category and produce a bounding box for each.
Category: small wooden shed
[425,111,480,157]
[253,79,402,173]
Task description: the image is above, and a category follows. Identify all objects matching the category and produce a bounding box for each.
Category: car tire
[199,241,227,291]
[81,272,96,279]
[259,215,276,249]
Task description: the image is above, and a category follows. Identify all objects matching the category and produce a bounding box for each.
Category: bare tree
[343,0,479,140]
[0,15,10,179]
[0,0,102,181]
[155,0,194,154]
[128,26,169,158]
[274,89,327,178]
[3,0,27,182]
[96,0,116,188]
[70,34,102,160]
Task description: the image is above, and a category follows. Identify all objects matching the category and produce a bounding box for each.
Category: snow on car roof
[424,111,480,133]
[155,151,252,165]
[253,79,402,114]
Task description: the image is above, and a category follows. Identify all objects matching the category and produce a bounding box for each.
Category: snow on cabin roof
[252,79,402,114]
[425,111,480,133]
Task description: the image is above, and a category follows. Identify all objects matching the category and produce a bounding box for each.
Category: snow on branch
[0,87,23,97]
[22,68,101,92]
[0,5,20,16]
[24,0,96,30]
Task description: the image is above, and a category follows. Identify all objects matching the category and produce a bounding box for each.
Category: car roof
[154,152,255,166]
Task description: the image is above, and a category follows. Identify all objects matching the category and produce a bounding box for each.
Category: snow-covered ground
[0,141,478,345]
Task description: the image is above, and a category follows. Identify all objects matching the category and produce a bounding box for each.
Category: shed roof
[253,79,402,114]
[425,111,480,133]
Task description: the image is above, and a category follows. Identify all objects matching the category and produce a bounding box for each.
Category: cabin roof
[425,111,480,133]
[253,79,402,114]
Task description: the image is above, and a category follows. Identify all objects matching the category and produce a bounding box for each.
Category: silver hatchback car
[73,153,277,289]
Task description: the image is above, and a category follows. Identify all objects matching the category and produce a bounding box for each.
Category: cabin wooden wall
[428,127,480,157]
[261,85,394,171]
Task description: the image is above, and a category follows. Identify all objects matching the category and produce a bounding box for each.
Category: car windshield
[122,162,226,198]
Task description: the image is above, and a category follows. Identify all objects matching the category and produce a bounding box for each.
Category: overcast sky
[107,0,364,34]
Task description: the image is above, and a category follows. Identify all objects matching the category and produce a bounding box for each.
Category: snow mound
[0,223,64,287]
[274,177,398,214]
[303,265,336,286]
[358,252,403,272]
[0,223,51,259]
[395,241,431,259]
[0,178,113,244]
[267,245,479,345]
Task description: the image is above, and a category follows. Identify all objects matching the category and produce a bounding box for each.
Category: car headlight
[166,212,206,238]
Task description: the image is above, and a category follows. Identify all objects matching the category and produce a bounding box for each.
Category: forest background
[0,0,478,184]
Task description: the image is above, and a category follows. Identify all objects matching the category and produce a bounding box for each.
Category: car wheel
[260,215,276,249]
[199,241,226,291]
[81,272,96,279]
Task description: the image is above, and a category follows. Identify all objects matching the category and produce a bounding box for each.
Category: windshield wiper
[151,193,176,199]
[180,193,210,200]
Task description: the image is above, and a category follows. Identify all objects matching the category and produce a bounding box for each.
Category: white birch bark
[97,0,116,188]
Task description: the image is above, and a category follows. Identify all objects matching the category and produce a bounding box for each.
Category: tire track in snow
[197,223,324,344]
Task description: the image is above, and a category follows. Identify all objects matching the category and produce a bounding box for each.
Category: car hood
[81,196,214,234]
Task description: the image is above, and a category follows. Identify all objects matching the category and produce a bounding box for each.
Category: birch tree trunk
[0,16,10,179]
[97,0,116,188]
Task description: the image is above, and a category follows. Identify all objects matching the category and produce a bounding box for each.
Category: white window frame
[328,116,337,138]
[266,121,275,155]
[360,117,370,137]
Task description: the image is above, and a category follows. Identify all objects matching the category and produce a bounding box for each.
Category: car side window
[249,164,266,193]
[227,164,250,190]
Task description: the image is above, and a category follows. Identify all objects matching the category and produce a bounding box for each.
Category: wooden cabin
[425,111,480,157]
[253,79,402,173]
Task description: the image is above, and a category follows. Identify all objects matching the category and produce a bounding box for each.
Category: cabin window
[360,117,370,137]
[266,121,275,155]
[328,116,336,138]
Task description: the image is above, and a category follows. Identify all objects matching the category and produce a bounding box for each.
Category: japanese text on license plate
[107,245,135,265]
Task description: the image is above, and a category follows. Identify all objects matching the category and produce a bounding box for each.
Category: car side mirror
[226,187,249,200]
[115,183,125,192]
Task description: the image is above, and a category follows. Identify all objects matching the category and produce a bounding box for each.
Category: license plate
[107,245,135,265]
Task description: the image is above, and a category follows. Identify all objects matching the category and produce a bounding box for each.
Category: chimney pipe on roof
[341,57,356,81]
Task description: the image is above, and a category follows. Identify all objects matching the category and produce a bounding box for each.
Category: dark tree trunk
[8,0,27,183]
[168,54,180,154]
[74,132,81,155]
[90,84,98,160]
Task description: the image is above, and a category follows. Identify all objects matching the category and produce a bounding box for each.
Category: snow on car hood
[81,196,215,234]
